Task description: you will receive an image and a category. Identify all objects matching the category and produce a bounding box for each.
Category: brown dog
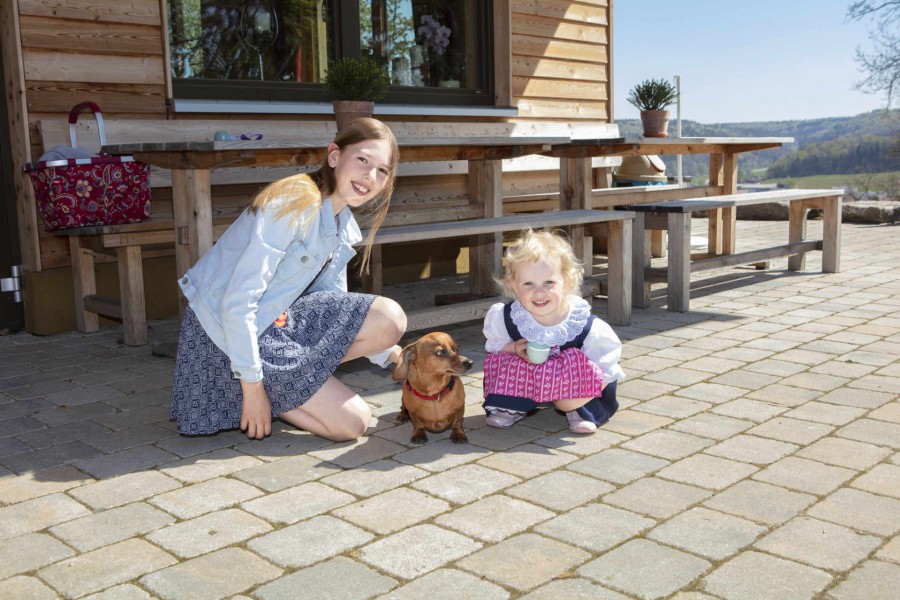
[392,332,474,444]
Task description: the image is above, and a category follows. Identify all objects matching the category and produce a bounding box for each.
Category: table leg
[708,153,724,254]
[606,218,632,325]
[468,159,503,294]
[788,200,807,271]
[821,195,842,273]
[667,212,692,312]
[632,212,651,308]
[172,168,212,313]
[560,156,592,259]
[722,152,739,254]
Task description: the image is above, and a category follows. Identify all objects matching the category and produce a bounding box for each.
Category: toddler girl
[482,229,624,433]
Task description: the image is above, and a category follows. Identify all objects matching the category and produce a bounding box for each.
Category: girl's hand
[503,339,529,361]
[240,380,272,439]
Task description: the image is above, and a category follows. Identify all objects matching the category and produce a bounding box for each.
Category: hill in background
[615,109,900,181]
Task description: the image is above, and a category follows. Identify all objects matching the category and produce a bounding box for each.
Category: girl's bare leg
[280,296,406,441]
[553,397,592,412]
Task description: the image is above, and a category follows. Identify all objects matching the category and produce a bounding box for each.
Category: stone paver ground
[1,219,898,599]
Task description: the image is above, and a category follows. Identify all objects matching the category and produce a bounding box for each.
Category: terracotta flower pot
[332,100,374,132]
[640,109,671,138]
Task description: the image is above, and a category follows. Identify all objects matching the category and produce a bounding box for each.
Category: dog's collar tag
[405,378,454,401]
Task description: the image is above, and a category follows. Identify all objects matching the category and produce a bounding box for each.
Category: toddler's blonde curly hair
[499,228,584,298]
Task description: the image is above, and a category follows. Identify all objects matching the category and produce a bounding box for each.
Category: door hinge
[1,265,23,303]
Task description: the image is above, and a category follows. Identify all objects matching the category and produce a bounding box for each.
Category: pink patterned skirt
[483,348,605,404]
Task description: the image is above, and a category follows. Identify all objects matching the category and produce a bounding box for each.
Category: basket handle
[68,102,106,149]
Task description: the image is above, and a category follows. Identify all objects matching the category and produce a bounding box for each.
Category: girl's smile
[329,139,394,214]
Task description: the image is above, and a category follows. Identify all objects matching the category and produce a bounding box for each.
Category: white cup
[526,341,550,364]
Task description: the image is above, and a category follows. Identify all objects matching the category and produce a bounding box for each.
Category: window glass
[167,0,491,104]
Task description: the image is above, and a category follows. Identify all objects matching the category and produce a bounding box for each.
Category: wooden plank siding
[7,0,614,277]
[511,0,610,121]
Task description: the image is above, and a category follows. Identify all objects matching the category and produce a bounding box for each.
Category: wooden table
[104,136,569,295]
[544,137,794,255]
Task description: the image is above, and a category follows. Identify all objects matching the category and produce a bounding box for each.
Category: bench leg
[788,201,807,271]
[69,237,100,334]
[360,244,383,295]
[117,246,147,346]
[667,213,692,312]
[632,213,651,308]
[607,219,632,325]
[821,195,842,273]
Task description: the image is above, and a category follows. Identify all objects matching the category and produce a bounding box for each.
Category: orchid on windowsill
[417,14,452,85]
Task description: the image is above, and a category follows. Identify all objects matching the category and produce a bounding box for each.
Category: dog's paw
[410,432,428,445]
[396,412,410,424]
[450,432,468,444]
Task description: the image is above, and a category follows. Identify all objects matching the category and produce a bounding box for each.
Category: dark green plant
[322,57,390,102]
[627,78,678,111]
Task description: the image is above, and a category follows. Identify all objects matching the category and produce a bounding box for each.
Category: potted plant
[626,78,678,138]
[321,57,390,131]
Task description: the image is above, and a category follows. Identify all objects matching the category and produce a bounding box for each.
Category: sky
[613,0,888,124]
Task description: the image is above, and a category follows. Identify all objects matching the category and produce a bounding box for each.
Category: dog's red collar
[405,378,455,401]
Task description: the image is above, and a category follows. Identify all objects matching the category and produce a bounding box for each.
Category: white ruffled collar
[510,295,591,347]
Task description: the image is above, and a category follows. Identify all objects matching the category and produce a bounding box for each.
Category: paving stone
[615,379,677,401]
[850,463,900,499]
[456,533,588,592]
[568,448,669,484]
[704,434,798,465]
[149,476,264,519]
[702,550,831,600]
[248,515,373,568]
[334,487,450,535]
[50,501,175,552]
[649,506,764,560]
[68,470,180,510]
[519,579,630,600]
[74,444,179,479]
[535,503,655,552]
[827,560,900,600]
[140,547,282,600]
[746,384,822,407]
[0,532,75,580]
[410,464,521,505]
[622,429,714,460]
[476,443,577,479]
[807,488,900,535]
[230,453,342,491]
[753,456,856,494]
[675,382,748,404]
[710,369,781,391]
[241,481,355,525]
[702,480,816,526]
[657,454,757,490]
[16,420,111,450]
[876,537,900,564]
[755,516,881,571]
[147,508,272,558]
[743,358,809,377]
[81,584,155,600]
[306,435,407,468]
[157,448,267,484]
[579,539,711,599]
[601,409,673,436]
[669,413,754,440]
[0,440,103,474]
[360,524,482,579]
[378,568,509,600]
[796,437,892,470]
[604,477,713,519]
[0,492,91,541]
[817,388,894,409]
[0,575,59,600]
[783,401,866,426]
[506,470,614,511]
[836,418,900,449]
[0,465,93,504]
[632,395,712,418]
[711,399,789,422]
[393,438,491,472]
[253,556,394,600]
[39,539,177,599]
[435,494,554,542]
[684,355,748,374]
[868,401,900,424]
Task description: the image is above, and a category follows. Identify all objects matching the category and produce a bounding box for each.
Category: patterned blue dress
[171,290,375,435]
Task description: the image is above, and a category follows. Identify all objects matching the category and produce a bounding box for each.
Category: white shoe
[566,411,597,434]
[486,409,526,428]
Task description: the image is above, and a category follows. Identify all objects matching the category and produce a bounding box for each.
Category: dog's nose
[462,359,474,371]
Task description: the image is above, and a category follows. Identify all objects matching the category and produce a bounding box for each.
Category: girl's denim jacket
[179,195,392,382]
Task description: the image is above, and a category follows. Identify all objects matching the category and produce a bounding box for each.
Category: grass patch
[762,171,900,190]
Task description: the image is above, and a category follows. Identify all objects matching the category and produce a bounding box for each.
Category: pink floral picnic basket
[23,102,151,231]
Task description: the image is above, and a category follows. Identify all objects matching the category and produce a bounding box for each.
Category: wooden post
[632,213,651,308]
[606,218,632,325]
[707,153,724,254]
[788,200,807,271]
[821,195,842,273]
[467,159,503,293]
[117,245,147,346]
[722,152,739,254]
[560,156,592,266]
[69,237,99,333]
[667,212,692,312]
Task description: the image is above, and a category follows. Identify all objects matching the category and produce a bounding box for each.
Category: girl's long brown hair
[250,117,399,273]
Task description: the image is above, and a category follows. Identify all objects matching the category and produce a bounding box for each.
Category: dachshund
[392,332,474,444]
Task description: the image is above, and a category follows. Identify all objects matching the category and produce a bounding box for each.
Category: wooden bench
[628,189,842,312]
[64,208,634,345]
[367,209,636,329]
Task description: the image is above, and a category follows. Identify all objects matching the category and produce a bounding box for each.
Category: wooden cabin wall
[9,1,612,286]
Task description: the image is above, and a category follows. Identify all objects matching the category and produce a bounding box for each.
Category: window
[168,0,493,106]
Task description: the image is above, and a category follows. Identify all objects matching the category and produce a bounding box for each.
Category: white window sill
[172,99,518,118]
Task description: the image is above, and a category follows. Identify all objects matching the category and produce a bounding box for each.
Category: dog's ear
[392,343,417,381]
